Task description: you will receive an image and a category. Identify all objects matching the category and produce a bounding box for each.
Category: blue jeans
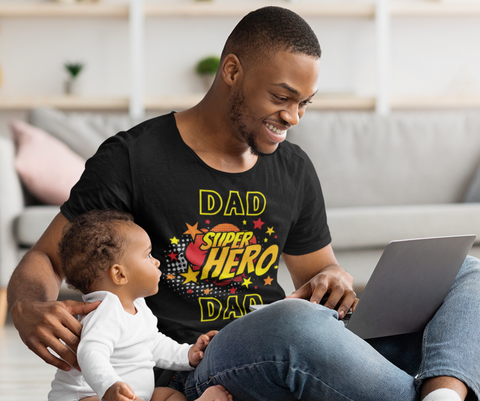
[176,256,480,401]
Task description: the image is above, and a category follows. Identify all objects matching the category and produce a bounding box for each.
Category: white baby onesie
[48,291,193,401]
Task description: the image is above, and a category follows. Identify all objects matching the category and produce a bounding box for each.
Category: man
[7,6,480,401]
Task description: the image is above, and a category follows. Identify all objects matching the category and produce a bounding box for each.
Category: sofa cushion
[464,162,480,202]
[11,120,86,206]
[328,203,480,250]
[28,107,138,160]
[14,206,61,247]
[287,112,480,208]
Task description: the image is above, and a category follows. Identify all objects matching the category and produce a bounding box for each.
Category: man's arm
[283,244,358,319]
[7,212,99,371]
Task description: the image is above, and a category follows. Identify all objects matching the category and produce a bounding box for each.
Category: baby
[48,209,232,401]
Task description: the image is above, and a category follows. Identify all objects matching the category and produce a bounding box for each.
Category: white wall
[0,0,479,109]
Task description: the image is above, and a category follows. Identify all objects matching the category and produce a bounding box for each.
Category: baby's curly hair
[59,209,134,294]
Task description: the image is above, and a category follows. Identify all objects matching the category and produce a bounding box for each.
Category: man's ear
[221,54,243,87]
[109,264,128,286]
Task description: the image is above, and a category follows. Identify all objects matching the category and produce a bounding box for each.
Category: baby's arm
[78,303,129,400]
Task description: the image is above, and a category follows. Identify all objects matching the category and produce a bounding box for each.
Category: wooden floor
[0,318,57,400]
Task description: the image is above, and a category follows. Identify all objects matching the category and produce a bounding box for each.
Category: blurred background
[0,0,479,127]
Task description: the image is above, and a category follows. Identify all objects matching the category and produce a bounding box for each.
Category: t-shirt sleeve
[282,152,331,256]
[61,133,133,221]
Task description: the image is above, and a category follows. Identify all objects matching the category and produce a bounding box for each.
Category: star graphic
[205,219,211,225]
[241,277,252,288]
[180,266,200,284]
[166,273,175,280]
[167,251,178,261]
[170,237,179,245]
[204,288,212,295]
[243,220,247,225]
[274,265,278,269]
[266,227,275,236]
[264,238,268,243]
[253,218,265,229]
[230,287,237,294]
[187,289,193,294]
[184,222,203,241]
[264,276,274,285]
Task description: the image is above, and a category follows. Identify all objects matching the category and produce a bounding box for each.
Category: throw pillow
[28,107,137,160]
[10,120,86,206]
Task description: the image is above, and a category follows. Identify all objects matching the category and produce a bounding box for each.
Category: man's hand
[11,299,100,371]
[287,265,358,319]
[188,330,218,367]
[103,381,139,401]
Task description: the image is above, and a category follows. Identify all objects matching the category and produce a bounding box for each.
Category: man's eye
[274,95,287,102]
[147,253,152,258]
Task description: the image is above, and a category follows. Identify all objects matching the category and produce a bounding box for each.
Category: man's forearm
[7,248,63,310]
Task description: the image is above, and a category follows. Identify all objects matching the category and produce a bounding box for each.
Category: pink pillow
[11,120,86,206]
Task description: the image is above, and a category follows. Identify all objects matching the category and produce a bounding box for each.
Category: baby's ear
[109,264,128,286]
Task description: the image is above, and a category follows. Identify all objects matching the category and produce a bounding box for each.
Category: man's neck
[174,99,258,174]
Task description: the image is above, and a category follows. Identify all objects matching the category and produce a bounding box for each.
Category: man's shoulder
[117,112,177,145]
[275,139,311,165]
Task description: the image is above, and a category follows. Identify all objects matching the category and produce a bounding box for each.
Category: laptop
[251,235,476,339]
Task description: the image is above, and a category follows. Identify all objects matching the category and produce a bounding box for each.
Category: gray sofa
[2,108,480,325]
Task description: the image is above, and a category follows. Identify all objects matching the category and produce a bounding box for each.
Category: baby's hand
[188,330,218,367]
[103,381,138,401]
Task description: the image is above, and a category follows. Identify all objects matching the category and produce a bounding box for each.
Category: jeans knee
[255,299,342,342]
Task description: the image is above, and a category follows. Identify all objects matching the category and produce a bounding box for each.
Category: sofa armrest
[0,135,25,287]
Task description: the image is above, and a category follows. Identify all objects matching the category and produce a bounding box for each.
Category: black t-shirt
[61,112,331,343]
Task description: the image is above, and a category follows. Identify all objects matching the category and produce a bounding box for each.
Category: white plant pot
[64,78,80,95]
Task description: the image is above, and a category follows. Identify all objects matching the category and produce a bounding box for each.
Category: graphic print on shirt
[162,190,279,322]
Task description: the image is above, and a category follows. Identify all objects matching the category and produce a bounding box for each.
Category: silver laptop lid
[346,234,476,339]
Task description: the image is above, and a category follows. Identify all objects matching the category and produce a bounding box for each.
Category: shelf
[2,94,480,112]
[391,95,480,109]
[391,2,480,17]
[144,93,376,111]
[0,95,129,110]
[144,2,375,18]
[0,3,128,18]
[0,94,376,111]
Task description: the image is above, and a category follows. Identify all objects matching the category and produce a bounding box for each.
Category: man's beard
[228,86,267,157]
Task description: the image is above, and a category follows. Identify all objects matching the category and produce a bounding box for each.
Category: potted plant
[64,61,84,95]
[195,55,220,91]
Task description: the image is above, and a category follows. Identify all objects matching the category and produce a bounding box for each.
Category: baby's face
[119,222,161,298]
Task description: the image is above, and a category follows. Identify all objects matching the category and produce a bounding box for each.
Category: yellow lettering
[200,232,215,251]
[243,294,263,312]
[223,295,244,320]
[224,191,245,216]
[199,295,264,322]
[199,297,222,322]
[199,190,223,215]
[231,232,244,249]
[247,192,266,216]
[239,232,253,248]
[201,247,230,280]
[221,232,236,248]
[255,245,279,276]
[237,244,262,275]
[219,248,244,280]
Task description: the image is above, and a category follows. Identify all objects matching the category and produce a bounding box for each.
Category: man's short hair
[221,6,321,66]
[59,209,134,294]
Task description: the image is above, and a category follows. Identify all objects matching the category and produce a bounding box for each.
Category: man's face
[228,50,320,156]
